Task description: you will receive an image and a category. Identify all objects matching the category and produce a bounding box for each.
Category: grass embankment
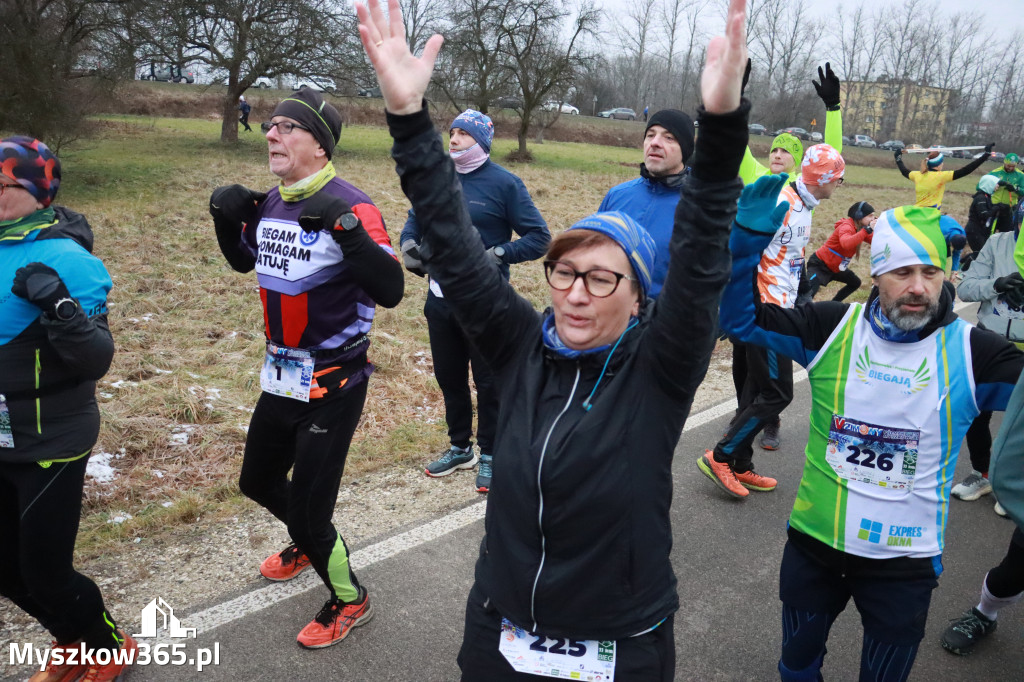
[61,110,1000,555]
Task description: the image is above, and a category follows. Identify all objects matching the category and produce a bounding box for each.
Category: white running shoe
[951,471,992,501]
[994,500,1008,517]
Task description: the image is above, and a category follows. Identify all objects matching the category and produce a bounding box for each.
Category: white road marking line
[179,300,978,637]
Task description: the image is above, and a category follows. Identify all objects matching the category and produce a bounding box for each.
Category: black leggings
[716,343,793,471]
[987,528,1024,598]
[239,380,368,602]
[0,455,121,651]
[965,410,993,473]
[425,293,498,453]
[804,254,862,302]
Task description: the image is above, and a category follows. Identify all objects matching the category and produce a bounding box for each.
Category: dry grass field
[37,81,1003,553]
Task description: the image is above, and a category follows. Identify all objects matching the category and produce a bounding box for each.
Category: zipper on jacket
[35,349,41,434]
[530,365,581,632]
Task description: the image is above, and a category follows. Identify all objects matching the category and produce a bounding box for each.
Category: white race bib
[838,257,851,272]
[789,255,805,280]
[260,342,314,402]
[0,395,13,448]
[825,414,919,491]
[993,298,1024,320]
[428,276,444,298]
[498,619,615,681]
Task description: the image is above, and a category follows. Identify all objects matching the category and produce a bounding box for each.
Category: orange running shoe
[28,641,86,682]
[80,632,137,682]
[698,450,748,498]
[296,588,374,649]
[260,543,311,581]
[734,467,778,492]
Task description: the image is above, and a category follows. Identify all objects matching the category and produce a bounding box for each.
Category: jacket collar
[639,163,686,190]
[863,282,957,342]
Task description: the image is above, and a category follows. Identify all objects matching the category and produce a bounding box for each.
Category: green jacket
[990,167,1024,207]
[738,108,842,186]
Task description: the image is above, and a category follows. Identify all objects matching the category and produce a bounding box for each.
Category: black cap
[646,109,695,164]
[271,88,342,160]
[848,201,875,221]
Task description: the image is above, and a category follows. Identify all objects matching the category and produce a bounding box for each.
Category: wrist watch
[337,212,361,231]
[52,297,78,321]
[493,245,506,262]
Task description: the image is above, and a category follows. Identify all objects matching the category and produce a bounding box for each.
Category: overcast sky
[838,0,1024,35]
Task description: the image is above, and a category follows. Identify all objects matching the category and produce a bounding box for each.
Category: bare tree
[498,0,600,156]
[400,0,447,54]
[142,0,350,142]
[614,0,658,111]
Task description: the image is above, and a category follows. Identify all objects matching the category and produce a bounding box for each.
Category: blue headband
[927,153,944,168]
[567,212,657,296]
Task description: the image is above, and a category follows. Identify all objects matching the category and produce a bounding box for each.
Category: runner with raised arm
[355,0,752,677]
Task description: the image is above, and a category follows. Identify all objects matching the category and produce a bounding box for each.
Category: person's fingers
[421,34,444,67]
[355,2,383,46]
[368,0,390,40]
[387,0,405,42]
[357,24,382,66]
[771,201,791,226]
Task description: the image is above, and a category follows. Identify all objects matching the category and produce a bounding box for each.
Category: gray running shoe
[476,454,492,493]
[951,471,992,501]
[941,607,996,655]
[425,445,477,477]
[759,420,781,451]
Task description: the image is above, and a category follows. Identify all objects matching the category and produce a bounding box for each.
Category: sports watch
[52,297,78,322]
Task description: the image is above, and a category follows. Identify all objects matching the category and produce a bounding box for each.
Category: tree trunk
[221,91,241,143]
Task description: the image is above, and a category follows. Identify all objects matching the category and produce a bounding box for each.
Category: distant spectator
[990,153,1024,232]
[238,95,252,132]
[962,174,1001,271]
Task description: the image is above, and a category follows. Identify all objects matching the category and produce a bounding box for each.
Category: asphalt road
[6,305,1023,682]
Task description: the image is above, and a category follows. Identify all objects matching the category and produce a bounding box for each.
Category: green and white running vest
[795,303,979,559]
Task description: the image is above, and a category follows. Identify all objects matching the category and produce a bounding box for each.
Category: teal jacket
[992,372,1024,531]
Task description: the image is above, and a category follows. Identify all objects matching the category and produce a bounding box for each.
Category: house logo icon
[133,597,197,638]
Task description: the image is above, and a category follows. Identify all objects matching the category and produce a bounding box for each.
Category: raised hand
[736,174,790,234]
[700,0,748,114]
[355,0,444,115]
[812,63,841,109]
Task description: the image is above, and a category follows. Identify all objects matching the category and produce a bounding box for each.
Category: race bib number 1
[825,414,920,490]
[260,342,314,402]
[499,618,615,681]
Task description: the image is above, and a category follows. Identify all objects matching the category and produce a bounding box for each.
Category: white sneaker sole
[425,454,479,478]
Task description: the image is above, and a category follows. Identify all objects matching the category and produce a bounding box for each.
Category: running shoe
[425,445,477,477]
[476,454,492,493]
[698,450,748,498]
[951,471,992,501]
[758,420,781,450]
[28,641,86,682]
[297,587,374,649]
[941,607,996,655]
[994,500,1009,517]
[80,632,137,682]
[260,543,311,581]
[734,467,778,492]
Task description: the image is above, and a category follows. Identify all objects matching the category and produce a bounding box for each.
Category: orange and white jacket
[757,180,818,308]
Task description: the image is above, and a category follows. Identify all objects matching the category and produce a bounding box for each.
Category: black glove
[993,272,1024,293]
[741,58,751,96]
[894,149,903,162]
[209,185,266,225]
[998,180,1011,188]
[298,192,361,243]
[1007,286,1024,308]
[985,142,995,153]
[12,263,72,315]
[812,62,841,110]
[401,240,426,277]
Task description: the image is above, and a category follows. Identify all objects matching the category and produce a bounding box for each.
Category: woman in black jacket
[357,0,754,678]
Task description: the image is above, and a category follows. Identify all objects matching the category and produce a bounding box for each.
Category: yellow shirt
[908,169,955,208]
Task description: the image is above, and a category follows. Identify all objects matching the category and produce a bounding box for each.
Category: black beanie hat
[848,201,875,221]
[271,87,342,160]
[645,109,695,164]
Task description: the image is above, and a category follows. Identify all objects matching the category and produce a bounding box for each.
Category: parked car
[357,86,382,97]
[542,101,580,115]
[951,148,972,159]
[775,126,810,140]
[878,140,904,151]
[293,77,336,93]
[852,134,877,148]
[495,96,523,110]
[809,131,823,142]
[842,135,852,146]
[139,64,194,84]
[222,75,275,89]
[748,123,768,135]
[598,107,637,120]
[906,143,923,150]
